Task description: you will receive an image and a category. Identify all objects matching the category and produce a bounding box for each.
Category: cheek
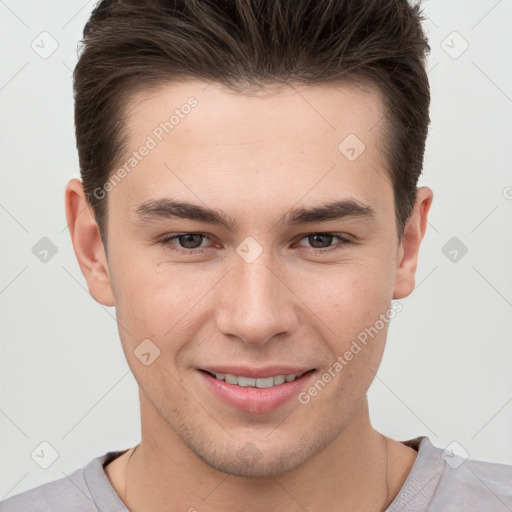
[293,252,397,340]
[108,251,218,356]
[109,262,202,393]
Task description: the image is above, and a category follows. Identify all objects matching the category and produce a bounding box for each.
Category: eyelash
[159,232,352,256]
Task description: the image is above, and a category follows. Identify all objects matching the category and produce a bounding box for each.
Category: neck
[119,395,414,512]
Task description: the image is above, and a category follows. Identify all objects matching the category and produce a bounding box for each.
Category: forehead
[123,80,387,149]
[111,80,392,219]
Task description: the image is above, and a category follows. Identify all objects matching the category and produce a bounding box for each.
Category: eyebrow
[134,197,376,231]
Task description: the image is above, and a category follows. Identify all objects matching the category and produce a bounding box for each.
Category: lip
[198,368,316,414]
[200,365,313,379]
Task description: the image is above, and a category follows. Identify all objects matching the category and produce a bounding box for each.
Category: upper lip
[200,366,315,379]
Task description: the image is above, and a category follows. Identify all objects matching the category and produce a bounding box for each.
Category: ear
[64,178,115,306]
[393,186,433,300]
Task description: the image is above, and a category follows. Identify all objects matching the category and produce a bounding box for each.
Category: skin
[65,80,433,511]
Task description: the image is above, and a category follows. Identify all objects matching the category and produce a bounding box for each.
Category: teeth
[212,372,304,387]
[255,377,274,388]
[238,376,256,387]
[273,375,286,385]
[225,374,238,385]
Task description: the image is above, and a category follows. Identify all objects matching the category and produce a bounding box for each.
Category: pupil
[310,234,332,249]
[180,234,202,248]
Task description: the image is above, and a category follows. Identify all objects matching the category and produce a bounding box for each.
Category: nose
[215,251,297,346]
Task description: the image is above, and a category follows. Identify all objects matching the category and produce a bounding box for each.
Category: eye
[159,232,352,256]
[159,232,213,255]
[295,233,351,254]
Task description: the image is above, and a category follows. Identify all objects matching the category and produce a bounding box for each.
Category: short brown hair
[74,0,431,249]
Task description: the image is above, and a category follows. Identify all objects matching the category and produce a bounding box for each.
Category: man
[1,0,511,510]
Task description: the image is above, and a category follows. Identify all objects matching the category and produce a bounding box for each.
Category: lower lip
[198,370,316,413]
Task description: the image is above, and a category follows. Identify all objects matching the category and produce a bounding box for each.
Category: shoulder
[0,450,127,512]
[390,437,512,511]
[434,449,512,510]
[0,467,92,512]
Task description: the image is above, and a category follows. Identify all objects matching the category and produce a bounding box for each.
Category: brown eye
[296,233,351,254]
[160,232,212,254]
[173,234,205,249]
[307,233,336,249]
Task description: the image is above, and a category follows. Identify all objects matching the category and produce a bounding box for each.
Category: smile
[205,371,309,388]
[199,369,317,413]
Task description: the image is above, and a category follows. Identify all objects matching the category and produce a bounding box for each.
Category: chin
[187,428,339,478]
[195,447,306,478]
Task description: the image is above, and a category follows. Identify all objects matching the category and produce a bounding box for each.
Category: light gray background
[1,0,511,500]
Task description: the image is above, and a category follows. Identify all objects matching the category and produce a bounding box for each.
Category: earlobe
[64,178,115,306]
[392,186,433,300]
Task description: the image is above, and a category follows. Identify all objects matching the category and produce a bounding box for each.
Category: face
[88,80,410,477]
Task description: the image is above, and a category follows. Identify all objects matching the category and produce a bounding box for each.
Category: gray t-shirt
[1,437,511,511]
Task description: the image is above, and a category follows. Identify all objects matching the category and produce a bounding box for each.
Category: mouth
[201,369,313,388]
[197,368,317,413]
